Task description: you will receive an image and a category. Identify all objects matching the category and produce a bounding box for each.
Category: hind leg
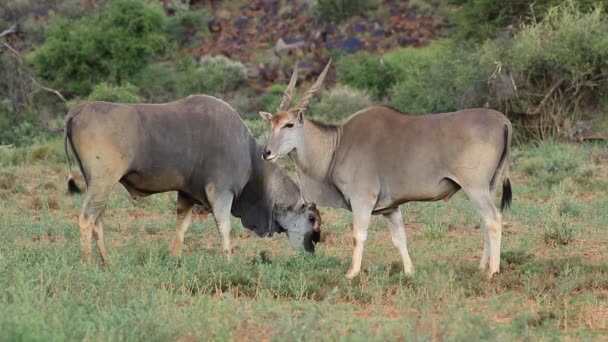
[346,199,375,279]
[170,192,195,256]
[79,180,116,264]
[465,188,502,277]
[93,213,110,264]
[384,207,414,274]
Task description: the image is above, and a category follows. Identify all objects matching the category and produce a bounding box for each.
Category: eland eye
[308,215,316,223]
[284,123,294,128]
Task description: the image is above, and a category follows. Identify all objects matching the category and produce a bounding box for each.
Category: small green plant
[516,140,583,187]
[309,85,373,122]
[259,84,286,113]
[87,83,142,103]
[541,189,580,246]
[178,56,247,96]
[422,222,446,239]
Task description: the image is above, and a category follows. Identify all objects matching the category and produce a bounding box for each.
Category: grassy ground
[0,138,607,341]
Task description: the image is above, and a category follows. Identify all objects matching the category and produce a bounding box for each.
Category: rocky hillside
[186,0,447,85]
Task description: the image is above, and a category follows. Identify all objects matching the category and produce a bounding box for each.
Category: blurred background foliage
[1,0,608,146]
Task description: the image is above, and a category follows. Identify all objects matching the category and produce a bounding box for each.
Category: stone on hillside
[274,37,305,56]
[341,36,363,54]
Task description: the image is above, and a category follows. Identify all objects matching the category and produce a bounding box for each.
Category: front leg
[207,186,235,258]
[346,198,375,279]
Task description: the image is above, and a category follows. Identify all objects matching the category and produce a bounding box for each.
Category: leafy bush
[445,0,608,42]
[315,0,379,23]
[134,56,247,102]
[134,62,180,103]
[259,84,286,113]
[336,52,399,100]
[87,83,141,103]
[165,8,209,47]
[542,191,580,246]
[482,3,608,139]
[29,0,166,94]
[388,41,492,114]
[309,85,373,121]
[178,56,247,96]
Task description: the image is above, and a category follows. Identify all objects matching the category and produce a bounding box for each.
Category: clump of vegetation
[486,3,608,140]
[387,41,490,114]
[336,52,399,100]
[259,84,286,113]
[309,85,373,121]
[445,0,608,42]
[134,56,247,101]
[87,83,141,103]
[315,0,379,23]
[178,56,247,96]
[517,140,583,187]
[29,0,166,94]
[164,6,209,48]
[542,194,580,246]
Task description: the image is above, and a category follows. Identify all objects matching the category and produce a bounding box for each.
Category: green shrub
[178,56,247,96]
[87,83,142,103]
[29,0,166,94]
[445,0,608,42]
[165,8,209,47]
[134,62,180,103]
[388,41,492,114]
[259,84,286,113]
[315,0,379,23]
[135,56,246,102]
[483,3,608,139]
[309,85,373,121]
[336,52,399,100]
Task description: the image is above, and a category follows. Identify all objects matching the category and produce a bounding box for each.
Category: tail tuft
[67,176,82,195]
[500,178,512,211]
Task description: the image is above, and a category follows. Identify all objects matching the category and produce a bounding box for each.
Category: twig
[0,23,17,38]
[2,42,67,103]
[29,76,67,103]
[0,144,15,149]
[529,78,565,115]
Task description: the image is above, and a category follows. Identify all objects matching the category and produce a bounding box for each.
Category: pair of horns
[277,60,332,113]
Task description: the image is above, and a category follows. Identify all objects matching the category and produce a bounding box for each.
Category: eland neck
[290,119,340,181]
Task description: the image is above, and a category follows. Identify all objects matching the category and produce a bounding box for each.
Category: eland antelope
[64,95,321,264]
[259,61,512,278]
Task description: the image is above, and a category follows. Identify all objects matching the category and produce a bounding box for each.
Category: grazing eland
[64,95,321,264]
[259,61,512,278]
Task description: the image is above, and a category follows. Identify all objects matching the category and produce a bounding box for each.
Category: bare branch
[0,23,17,39]
[2,42,67,103]
[29,76,67,103]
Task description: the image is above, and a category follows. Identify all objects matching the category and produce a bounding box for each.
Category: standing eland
[64,95,321,265]
[259,61,512,279]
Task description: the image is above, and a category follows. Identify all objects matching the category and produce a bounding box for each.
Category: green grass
[0,139,607,340]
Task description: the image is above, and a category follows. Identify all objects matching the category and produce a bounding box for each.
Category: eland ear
[259,111,273,122]
[306,203,316,211]
[296,110,304,123]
